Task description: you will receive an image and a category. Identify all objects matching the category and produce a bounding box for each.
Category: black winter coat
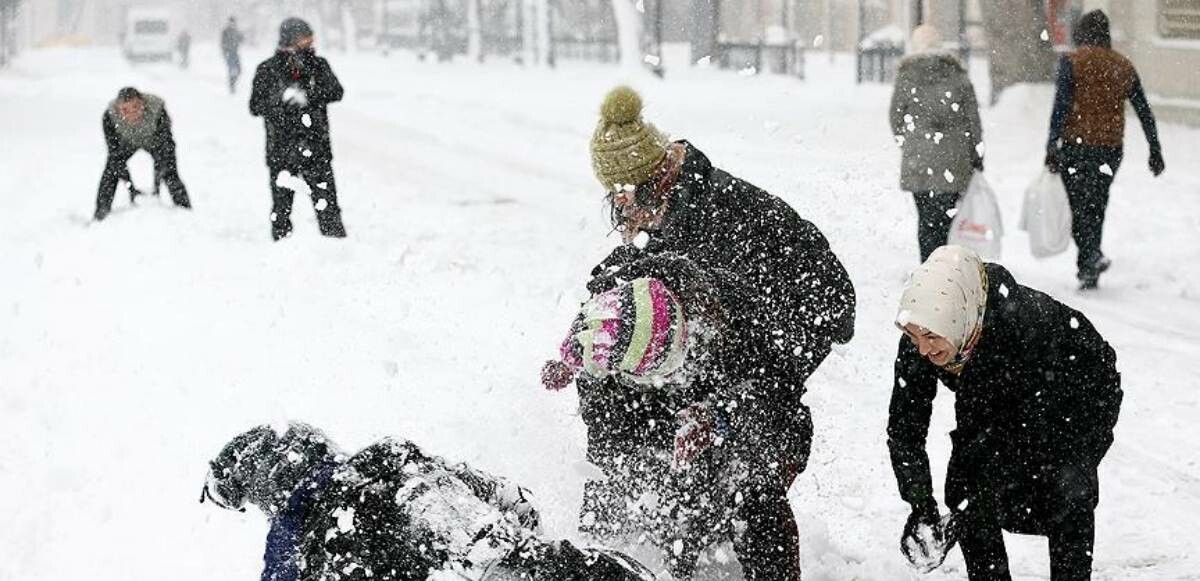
[250,50,344,168]
[585,141,856,436]
[887,264,1121,534]
[269,438,539,581]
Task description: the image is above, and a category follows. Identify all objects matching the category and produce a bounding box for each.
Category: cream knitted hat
[896,245,988,351]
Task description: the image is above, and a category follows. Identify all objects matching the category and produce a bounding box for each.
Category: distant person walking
[220,17,245,94]
[94,87,192,221]
[177,30,191,69]
[1045,10,1165,290]
[889,25,984,262]
[250,18,347,241]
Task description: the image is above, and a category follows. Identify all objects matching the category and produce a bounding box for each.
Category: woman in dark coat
[888,25,984,262]
[887,246,1122,581]
[1045,9,1164,289]
[559,86,856,580]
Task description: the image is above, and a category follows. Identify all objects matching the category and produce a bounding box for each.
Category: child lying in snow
[201,422,654,581]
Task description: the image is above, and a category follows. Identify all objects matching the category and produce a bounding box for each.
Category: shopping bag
[1020,169,1072,258]
[948,172,1004,259]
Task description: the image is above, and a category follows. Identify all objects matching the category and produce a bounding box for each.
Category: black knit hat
[116,86,142,102]
[1073,10,1111,48]
[278,17,314,48]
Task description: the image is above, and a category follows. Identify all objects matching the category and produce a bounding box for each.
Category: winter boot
[1078,255,1111,290]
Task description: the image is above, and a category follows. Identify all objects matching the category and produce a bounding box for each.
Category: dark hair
[116,87,143,102]
[1073,10,1111,48]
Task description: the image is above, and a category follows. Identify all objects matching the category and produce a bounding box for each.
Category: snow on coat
[889,53,984,193]
[887,264,1122,534]
[249,50,344,169]
[575,141,853,574]
[203,423,541,581]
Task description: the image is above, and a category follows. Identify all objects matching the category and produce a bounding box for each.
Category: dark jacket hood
[1074,10,1112,48]
[900,53,967,77]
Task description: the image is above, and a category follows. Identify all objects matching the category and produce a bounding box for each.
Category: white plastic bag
[1020,169,1072,258]
[948,172,1004,259]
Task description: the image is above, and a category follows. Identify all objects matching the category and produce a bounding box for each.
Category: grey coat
[889,53,983,193]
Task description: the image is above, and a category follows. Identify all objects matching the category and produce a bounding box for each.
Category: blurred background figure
[250,18,347,241]
[175,29,190,69]
[220,17,244,94]
[1044,9,1165,290]
[95,86,191,221]
[889,24,984,263]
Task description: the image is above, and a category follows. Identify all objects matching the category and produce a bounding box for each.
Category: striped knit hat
[542,278,688,390]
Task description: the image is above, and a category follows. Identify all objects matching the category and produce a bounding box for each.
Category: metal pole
[856,0,864,83]
[958,0,968,64]
[654,0,663,76]
[380,0,388,54]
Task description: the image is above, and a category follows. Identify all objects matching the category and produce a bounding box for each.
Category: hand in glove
[282,84,309,107]
[901,502,958,573]
[1149,147,1165,177]
[586,244,642,295]
[672,404,725,471]
[1044,149,1062,174]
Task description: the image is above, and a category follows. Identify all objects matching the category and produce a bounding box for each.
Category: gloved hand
[672,404,725,471]
[901,502,956,573]
[586,245,642,295]
[1149,147,1165,177]
[903,501,940,540]
[282,84,309,107]
[1044,149,1062,174]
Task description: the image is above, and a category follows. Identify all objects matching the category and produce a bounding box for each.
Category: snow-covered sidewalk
[1,46,1198,580]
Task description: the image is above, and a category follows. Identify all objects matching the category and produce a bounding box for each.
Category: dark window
[1160,0,1200,40]
[134,20,168,35]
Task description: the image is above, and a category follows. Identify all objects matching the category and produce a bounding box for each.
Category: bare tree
[610,0,642,70]
[979,0,1056,104]
[0,0,20,68]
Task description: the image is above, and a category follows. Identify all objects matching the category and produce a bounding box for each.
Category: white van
[123,8,174,62]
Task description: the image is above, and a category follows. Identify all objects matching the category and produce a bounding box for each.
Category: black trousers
[496,539,652,581]
[1059,146,1123,280]
[952,458,1100,581]
[912,191,961,263]
[269,162,347,241]
[225,54,241,93]
[95,143,191,220]
[958,499,1095,581]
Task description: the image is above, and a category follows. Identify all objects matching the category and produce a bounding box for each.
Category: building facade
[1099,0,1200,124]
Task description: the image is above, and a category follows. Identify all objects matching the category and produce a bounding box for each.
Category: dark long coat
[888,264,1122,534]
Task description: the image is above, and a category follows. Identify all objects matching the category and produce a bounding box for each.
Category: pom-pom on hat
[542,277,688,391]
[590,86,669,192]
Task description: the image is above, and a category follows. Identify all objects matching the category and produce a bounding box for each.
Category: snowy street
[1,44,1199,580]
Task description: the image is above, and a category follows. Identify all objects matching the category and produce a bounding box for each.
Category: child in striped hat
[542,277,689,391]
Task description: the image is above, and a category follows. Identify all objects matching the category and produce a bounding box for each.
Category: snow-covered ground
[1,44,1198,581]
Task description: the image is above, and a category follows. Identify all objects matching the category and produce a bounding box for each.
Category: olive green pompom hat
[590,86,668,191]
